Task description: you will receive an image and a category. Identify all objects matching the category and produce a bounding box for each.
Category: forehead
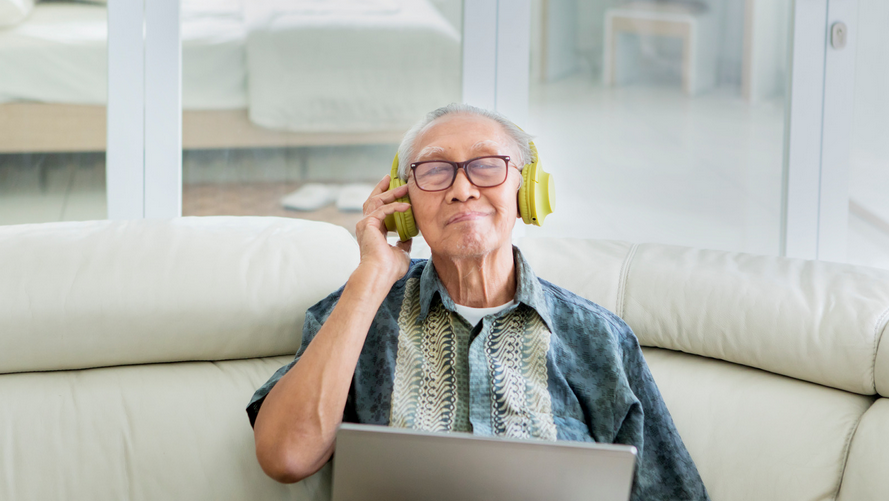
[413,114,512,160]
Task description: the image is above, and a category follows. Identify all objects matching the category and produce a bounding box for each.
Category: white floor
[526,76,889,270]
[526,77,786,255]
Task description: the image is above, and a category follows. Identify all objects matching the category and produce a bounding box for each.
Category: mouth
[446,211,490,225]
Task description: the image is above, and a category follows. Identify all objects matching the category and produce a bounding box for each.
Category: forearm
[253,265,393,482]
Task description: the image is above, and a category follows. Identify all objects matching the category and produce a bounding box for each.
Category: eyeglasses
[410,155,514,192]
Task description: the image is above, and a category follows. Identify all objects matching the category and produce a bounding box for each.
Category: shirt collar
[417,245,553,331]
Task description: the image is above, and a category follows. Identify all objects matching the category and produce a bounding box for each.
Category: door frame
[783,0,859,261]
[106,0,181,220]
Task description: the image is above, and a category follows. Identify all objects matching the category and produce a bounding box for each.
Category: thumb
[395,238,412,255]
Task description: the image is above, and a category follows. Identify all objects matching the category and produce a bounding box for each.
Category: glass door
[525,0,792,256]
[0,1,108,225]
[178,0,464,235]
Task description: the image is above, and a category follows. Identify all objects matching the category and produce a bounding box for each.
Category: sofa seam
[832,399,873,501]
[616,243,639,319]
[0,355,291,376]
[871,306,889,395]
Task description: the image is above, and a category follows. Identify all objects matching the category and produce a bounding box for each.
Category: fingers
[363,182,409,216]
[368,201,411,220]
[368,175,391,198]
[355,201,411,235]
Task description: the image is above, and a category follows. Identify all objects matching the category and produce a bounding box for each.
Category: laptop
[331,423,637,501]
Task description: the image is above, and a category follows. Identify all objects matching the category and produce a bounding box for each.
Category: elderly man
[247,103,709,500]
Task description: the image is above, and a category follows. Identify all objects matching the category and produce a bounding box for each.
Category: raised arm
[252,176,412,483]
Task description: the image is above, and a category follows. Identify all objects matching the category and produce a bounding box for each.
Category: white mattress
[244,0,461,132]
[0,1,247,109]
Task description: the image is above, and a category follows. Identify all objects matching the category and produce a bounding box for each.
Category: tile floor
[1,77,887,269]
[526,78,786,258]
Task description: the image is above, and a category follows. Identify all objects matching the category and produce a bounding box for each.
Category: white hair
[395,103,535,181]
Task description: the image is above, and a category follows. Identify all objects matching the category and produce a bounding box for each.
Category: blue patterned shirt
[247,247,708,500]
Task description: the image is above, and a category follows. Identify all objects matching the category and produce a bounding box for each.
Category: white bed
[0,0,461,152]
[244,0,461,132]
[0,0,247,109]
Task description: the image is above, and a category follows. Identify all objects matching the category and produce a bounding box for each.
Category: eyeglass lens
[413,157,508,191]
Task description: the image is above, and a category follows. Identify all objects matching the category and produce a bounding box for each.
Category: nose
[447,167,478,203]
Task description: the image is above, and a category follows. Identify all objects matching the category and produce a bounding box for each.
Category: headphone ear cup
[518,165,533,225]
[517,140,555,227]
[391,177,418,241]
[394,203,418,241]
[385,154,419,242]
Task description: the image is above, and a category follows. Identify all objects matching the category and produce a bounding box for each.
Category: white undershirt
[453,300,516,328]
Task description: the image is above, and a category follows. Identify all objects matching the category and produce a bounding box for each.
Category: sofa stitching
[871,306,889,396]
[832,399,873,501]
[616,243,639,319]
[0,355,291,376]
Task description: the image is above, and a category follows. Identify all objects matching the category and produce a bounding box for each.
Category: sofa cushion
[0,217,358,374]
[0,356,330,500]
[625,244,889,395]
[644,347,874,501]
[837,398,889,501]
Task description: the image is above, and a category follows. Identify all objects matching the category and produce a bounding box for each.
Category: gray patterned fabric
[247,247,708,500]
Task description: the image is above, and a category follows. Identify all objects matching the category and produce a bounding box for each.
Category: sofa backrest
[519,238,889,396]
[0,217,357,374]
[519,237,889,501]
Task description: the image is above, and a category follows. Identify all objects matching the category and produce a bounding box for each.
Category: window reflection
[0,1,107,224]
[528,0,791,257]
[180,0,463,233]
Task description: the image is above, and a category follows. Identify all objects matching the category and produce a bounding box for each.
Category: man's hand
[355,175,413,285]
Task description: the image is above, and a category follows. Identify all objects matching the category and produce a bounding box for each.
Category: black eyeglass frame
[409,155,515,192]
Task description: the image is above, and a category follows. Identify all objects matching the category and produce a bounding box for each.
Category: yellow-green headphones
[384,139,555,241]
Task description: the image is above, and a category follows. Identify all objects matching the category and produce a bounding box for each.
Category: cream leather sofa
[2,217,888,501]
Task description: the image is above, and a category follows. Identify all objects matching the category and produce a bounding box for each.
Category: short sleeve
[245,287,343,428]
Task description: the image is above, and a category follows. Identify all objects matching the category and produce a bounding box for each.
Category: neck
[431,244,516,308]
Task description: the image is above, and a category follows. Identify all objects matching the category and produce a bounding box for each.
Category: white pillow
[0,0,34,27]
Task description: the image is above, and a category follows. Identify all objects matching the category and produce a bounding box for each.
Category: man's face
[407,113,522,259]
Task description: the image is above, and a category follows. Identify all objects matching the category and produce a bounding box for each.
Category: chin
[438,226,507,259]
